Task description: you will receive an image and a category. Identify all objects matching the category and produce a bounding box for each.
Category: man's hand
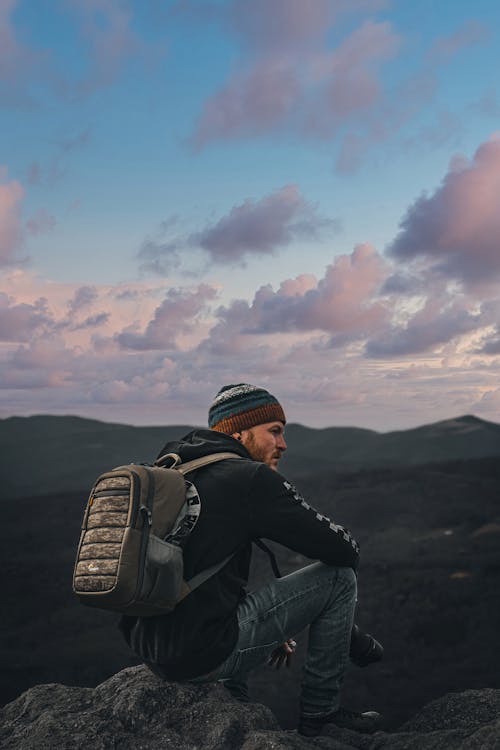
[268,638,297,669]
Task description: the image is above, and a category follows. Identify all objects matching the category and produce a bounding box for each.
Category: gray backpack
[73,451,240,616]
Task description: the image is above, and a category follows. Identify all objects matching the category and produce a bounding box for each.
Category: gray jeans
[191,562,357,716]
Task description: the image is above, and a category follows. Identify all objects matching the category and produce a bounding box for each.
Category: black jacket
[119,429,359,679]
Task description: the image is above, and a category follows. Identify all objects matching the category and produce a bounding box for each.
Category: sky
[1,0,500,431]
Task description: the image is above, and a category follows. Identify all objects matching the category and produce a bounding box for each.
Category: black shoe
[298,706,383,737]
[350,624,384,667]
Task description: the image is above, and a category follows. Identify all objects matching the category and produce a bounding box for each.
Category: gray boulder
[1,665,499,750]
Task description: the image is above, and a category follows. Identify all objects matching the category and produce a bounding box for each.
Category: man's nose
[277,435,287,451]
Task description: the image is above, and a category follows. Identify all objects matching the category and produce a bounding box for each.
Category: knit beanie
[208,383,286,434]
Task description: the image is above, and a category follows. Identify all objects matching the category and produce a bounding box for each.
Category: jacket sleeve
[248,464,359,570]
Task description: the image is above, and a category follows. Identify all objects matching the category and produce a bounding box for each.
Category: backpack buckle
[154,452,181,468]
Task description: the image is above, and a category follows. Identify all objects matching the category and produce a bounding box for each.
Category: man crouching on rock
[120,383,383,737]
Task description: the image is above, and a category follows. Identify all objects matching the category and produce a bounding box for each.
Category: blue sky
[2,0,500,430]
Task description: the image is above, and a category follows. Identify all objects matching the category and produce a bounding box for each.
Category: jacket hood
[156,428,252,464]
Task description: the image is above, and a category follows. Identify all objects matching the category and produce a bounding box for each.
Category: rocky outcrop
[1,665,499,750]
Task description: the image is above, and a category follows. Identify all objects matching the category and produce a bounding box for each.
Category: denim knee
[315,563,357,604]
[337,566,357,599]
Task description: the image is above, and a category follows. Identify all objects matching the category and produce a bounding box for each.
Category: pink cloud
[2,337,76,389]
[0,293,52,342]
[388,135,500,285]
[191,63,300,147]
[227,0,389,53]
[0,172,25,265]
[0,0,46,106]
[228,0,334,54]
[366,298,481,357]
[2,258,500,428]
[194,185,333,263]
[427,20,488,65]
[311,21,400,126]
[116,284,217,351]
[0,0,24,77]
[191,5,400,149]
[212,244,389,341]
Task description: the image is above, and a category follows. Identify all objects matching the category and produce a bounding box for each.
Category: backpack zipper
[135,470,156,600]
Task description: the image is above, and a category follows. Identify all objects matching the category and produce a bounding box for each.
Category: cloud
[0,0,145,107]
[388,135,500,285]
[0,293,52,342]
[1,337,77,389]
[306,20,400,135]
[227,0,336,53]
[138,187,337,274]
[211,244,389,342]
[137,239,181,275]
[366,298,481,357]
[0,0,47,107]
[191,62,300,146]
[194,184,333,263]
[116,284,217,351]
[190,4,400,149]
[0,171,25,265]
[2,248,499,428]
[67,285,98,315]
[427,20,488,65]
[72,312,110,330]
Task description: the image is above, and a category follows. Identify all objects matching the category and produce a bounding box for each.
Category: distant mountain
[0,416,193,499]
[280,414,500,476]
[1,413,499,498]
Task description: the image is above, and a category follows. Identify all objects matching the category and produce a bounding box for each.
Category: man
[120,384,382,737]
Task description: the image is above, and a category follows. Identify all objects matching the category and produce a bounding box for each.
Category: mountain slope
[1,413,499,498]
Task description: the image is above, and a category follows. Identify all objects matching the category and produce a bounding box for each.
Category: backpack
[73,451,241,616]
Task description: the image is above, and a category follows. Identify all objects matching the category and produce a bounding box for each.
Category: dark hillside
[279,414,500,475]
[0,416,194,498]
[2,413,500,498]
[2,455,499,729]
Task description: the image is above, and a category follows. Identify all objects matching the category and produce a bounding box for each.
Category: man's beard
[245,431,281,468]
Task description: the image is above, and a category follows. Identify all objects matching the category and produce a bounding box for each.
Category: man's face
[234,421,287,470]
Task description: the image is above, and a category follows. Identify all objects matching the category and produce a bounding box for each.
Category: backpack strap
[176,452,242,475]
[155,451,242,593]
[186,555,234,591]
[154,451,241,473]
[187,539,282,593]
[253,538,282,578]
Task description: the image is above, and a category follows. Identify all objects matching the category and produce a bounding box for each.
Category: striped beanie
[209,383,286,434]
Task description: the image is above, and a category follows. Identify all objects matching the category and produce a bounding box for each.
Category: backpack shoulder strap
[154,451,242,474]
[253,538,282,578]
[186,554,234,591]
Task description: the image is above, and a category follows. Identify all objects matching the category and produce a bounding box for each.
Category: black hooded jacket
[119,429,360,680]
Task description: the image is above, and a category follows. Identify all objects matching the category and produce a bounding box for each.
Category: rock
[1,666,499,750]
[0,666,278,750]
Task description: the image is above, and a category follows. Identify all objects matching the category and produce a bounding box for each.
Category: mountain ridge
[2,413,499,498]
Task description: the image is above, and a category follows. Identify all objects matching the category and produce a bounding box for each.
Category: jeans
[190,562,357,717]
